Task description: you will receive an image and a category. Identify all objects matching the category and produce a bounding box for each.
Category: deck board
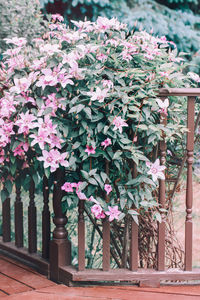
[1,253,200,299]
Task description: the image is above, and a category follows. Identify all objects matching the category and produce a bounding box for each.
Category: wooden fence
[0,88,200,287]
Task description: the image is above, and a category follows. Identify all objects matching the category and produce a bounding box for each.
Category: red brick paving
[1,254,200,299]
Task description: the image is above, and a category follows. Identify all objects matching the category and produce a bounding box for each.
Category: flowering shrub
[0,15,194,222]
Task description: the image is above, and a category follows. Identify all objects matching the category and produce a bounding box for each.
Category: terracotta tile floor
[1,254,200,299]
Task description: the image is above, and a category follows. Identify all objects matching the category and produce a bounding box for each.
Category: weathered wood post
[50,169,71,282]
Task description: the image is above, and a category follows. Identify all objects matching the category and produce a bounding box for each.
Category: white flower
[146,159,166,182]
[113,116,128,133]
[156,98,169,116]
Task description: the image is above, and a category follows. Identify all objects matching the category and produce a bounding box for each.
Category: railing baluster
[28,178,37,253]
[185,96,195,271]
[50,169,71,282]
[15,186,23,248]
[42,175,50,260]
[78,200,85,271]
[2,197,11,242]
[103,160,110,271]
[157,97,167,271]
[130,162,138,271]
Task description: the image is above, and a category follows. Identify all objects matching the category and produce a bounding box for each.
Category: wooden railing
[0,88,200,287]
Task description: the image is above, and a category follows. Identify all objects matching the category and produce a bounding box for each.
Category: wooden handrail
[158,88,200,97]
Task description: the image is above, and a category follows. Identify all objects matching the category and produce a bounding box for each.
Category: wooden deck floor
[1,254,200,299]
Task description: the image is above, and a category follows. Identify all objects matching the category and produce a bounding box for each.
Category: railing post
[185,96,195,271]
[157,97,167,271]
[78,199,85,271]
[28,178,37,253]
[2,197,11,243]
[50,169,71,282]
[42,175,50,260]
[15,185,23,248]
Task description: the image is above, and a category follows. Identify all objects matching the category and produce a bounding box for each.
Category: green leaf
[88,178,98,186]
[113,151,122,160]
[5,180,13,194]
[79,181,88,191]
[1,189,9,202]
[118,212,125,221]
[120,198,126,209]
[128,209,139,215]
[89,169,97,176]
[81,170,89,180]
[100,172,108,183]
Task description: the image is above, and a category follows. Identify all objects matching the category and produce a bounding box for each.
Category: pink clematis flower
[15,111,37,135]
[104,184,112,195]
[10,77,31,94]
[156,98,169,116]
[30,128,51,150]
[102,80,113,90]
[87,87,108,103]
[96,53,108,62]
[38,149,69,172]
[113,116,128,133]
[61,182,73,192]
[4,37,27,47]
[85,145,96,156]
[52,14,64,22]
[91,204,105,219]
[101,138,112,149]
[146,159,166,182]
[105,206,121,222]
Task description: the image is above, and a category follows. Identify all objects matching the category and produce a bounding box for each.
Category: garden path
[0,254,200,299]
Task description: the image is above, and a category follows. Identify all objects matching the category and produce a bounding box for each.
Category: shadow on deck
[1,254,200,299]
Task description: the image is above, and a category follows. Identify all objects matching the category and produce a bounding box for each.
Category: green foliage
[0,0,47,55]
[41,0,200,73]
[0,16,196,222]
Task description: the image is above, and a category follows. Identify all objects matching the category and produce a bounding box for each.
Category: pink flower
[146,159,166,182]
[10,77,31,94]
[87,87,108,103]
[13,143,25,157]
[68,61,83,80]
[61,182,73,192]
[96,53,108,62]
[105,206,121,222]
[52,14,64,22]
[85,145,96,156]
[76,191,87,200]
[156,98,169,116]
[4,37,27,47]
[39,44,61,55]
[0,149,5,163]
[71,182,78,188]
[38,149,69,172]
[15,111,37,135]
[91,204,105,219]
[36,68,58,90]
[49,134,63,149]
[102,80,113,90]
[113,116,128,133]
[30,128,51,150]
[104,184,112,195]
[101,138,112,149]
